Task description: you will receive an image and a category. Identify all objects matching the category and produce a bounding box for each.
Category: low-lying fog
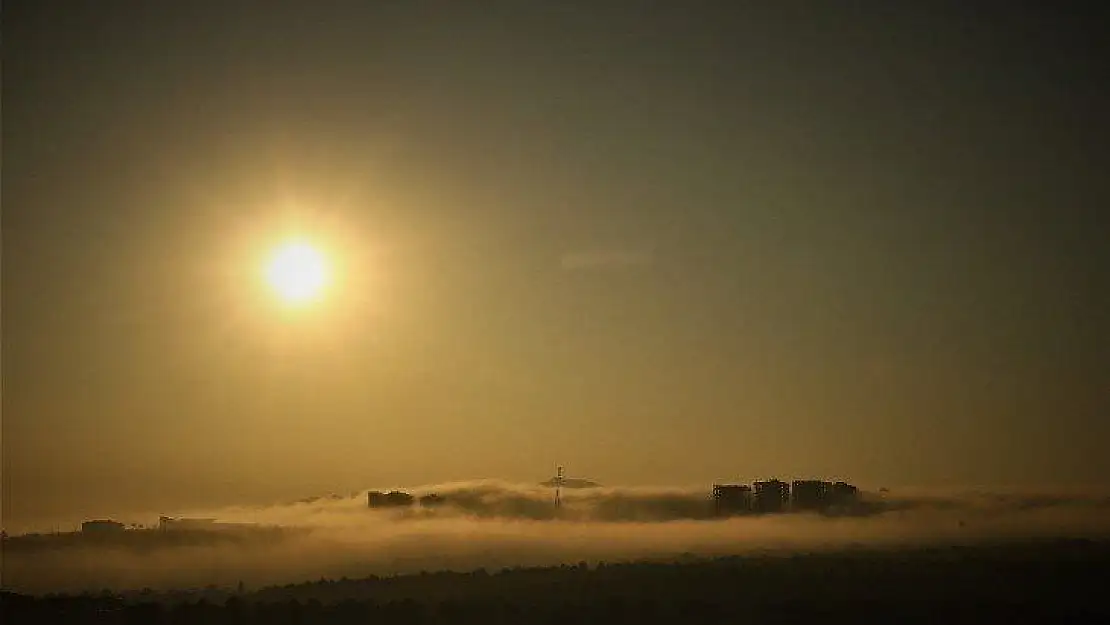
[5,481,1110,594]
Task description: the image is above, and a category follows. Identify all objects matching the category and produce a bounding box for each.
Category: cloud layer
[5,481,1110,595]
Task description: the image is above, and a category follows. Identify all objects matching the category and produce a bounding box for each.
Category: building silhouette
[791,480,831,511]
[367,490,415,508]
[708,478,860,515]
[82,519,125,533]
[712,484,753,516]
[753,479,791,513]
[828,481,860,506]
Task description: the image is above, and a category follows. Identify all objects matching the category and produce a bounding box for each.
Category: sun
[264,241,329,305]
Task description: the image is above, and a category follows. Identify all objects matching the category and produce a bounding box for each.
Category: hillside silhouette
[3,539,1107,624]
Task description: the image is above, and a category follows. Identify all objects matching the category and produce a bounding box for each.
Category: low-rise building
[82,519,125,533]
[367,490,415,508]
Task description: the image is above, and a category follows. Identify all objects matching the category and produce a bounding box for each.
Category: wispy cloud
[560,249,654,270]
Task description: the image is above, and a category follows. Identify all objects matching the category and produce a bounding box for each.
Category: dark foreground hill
[3,538,1108,624]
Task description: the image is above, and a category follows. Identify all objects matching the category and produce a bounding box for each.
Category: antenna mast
[554,465,565,509]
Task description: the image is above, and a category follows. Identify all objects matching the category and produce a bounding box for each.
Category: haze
[3,2,1108,533]
[6,482,1110,594]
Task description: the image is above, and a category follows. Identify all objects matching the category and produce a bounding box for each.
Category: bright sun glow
[265,241,329,305]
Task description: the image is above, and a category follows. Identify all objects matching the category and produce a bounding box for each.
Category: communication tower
[554,465,565,509]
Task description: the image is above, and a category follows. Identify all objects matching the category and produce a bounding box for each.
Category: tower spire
[554,465,565,509]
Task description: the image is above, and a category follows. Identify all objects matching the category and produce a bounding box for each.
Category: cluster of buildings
[366,490,445,509]
[81,519,127,533]
[79,477,858,532]
[712,479,860,516]
[78,517,256,534]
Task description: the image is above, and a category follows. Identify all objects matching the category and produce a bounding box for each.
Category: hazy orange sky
[4,2,1108,528]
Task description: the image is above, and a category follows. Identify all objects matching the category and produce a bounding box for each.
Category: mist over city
[6,479,1110,596]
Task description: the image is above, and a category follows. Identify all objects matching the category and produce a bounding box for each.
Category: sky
[3,1,1108,528]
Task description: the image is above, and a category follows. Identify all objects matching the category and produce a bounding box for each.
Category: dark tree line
[4,538,1108,624]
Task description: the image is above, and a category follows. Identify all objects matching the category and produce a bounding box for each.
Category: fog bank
[5,482,1109,594]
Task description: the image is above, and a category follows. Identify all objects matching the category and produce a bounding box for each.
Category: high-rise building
[753,479,791,513]
[791,480,832,511]
[828,481,860,506]
[713,484,753,516]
